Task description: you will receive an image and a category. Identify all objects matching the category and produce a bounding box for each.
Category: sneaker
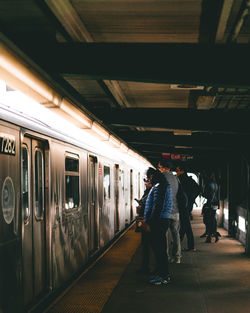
[214,233,219,243]
[182,248,197,252]
[200,232,207,238]
[217,232,222,237]
[149,275,170,285]
[205,236,211,243]
[170,257,181,264]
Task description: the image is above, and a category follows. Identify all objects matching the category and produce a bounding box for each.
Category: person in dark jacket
[143,170,172,285]
[202,171,220,243]
[176,164,198,251]
[135,167,156,273]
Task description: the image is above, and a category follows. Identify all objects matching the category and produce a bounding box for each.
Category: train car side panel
[0,121,21,313]
[50,141,88,289]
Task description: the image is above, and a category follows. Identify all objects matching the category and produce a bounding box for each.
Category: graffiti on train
[1,176,15,224]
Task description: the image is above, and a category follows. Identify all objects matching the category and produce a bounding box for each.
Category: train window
[35,149,44,220]
[65,157,79,172]
[22,146,30,224]
[65,156,79,209]
[104,166,111,200]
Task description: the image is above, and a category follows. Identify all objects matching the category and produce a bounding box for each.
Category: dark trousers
[180,208,194,249]
[203,213,209,235]
[203,205,217,236]
[140,231,151,269]
[207,209,217,236]
[150,219,169,277]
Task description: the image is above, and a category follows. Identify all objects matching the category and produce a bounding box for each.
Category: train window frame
[34,148,44,222]
[64,152,80,210]
[21,144,30,225]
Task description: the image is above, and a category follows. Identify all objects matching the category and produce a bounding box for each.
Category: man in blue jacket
[144,170,172,285]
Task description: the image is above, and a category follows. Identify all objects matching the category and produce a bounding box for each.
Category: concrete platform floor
[102,210,250,313]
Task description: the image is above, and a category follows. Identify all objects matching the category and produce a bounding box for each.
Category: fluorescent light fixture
[224,208,228,220]
[0,43,58,104]
[120,143,129,153]
[128,149,136,157]
[173,130,192,136]
[0,80,6,94]
[170,84,203,90]
[60,100,92,129]
[238,216,246,233]
[109,135,121,148]
[90,122,110,141]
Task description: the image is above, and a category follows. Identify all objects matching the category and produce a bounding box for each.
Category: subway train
[0,89,150,313]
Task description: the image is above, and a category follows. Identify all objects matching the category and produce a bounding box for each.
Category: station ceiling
[1,0,250,169]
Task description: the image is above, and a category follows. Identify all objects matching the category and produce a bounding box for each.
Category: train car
[0,86,149,313]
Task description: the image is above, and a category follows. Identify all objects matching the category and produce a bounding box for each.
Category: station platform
[46,210,250,313]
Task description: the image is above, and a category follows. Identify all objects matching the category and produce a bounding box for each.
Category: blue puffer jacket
[144,182,172,225]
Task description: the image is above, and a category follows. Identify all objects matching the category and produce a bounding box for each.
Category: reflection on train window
[35,149,44,220]
[22,145,30,224]
[120,170,124,196]
[65,157,79,209]
[104,166,111,200]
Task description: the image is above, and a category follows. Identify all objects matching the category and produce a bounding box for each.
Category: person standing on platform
[202,171,220,243]
[143,170,172,285]
[158,158,182,264]
[176,163,199,251]
[135,167,156,273]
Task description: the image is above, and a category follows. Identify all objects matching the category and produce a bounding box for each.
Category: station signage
[0,133,16,155]
[162,153,193,161]
[162,153,182,160]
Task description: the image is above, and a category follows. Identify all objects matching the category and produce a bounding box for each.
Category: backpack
[187,176,200,200]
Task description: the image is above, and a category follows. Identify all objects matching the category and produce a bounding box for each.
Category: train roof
[0,91,150,171]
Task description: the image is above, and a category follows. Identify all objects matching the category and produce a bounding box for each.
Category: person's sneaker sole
[149,274,171,285]
[151,279,169,285]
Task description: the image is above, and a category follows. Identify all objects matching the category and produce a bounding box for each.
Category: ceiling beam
[91,108,250,134]
[215,0,234,43]
[118,132,246,149]
[44,0,130,109]
[199,0,224,43]
[135,145,228,155]
[27,43,250,88]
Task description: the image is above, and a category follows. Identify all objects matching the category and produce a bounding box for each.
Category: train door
[114,164,120,232]
[21,137,47,305]
[88,156,99,254]
[130,169,133,221]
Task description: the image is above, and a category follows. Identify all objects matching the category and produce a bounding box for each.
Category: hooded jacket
[144,181,172,225]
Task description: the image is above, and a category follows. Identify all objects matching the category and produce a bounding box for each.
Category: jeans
[167,213,181,259]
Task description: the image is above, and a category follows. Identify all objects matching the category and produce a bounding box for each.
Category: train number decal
[0,133,16,155]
